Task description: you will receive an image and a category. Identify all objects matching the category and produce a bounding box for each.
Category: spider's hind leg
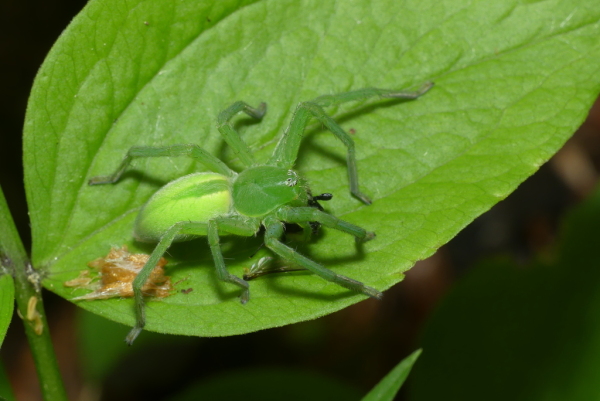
[126,216,258,345]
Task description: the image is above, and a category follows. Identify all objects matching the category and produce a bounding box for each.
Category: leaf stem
[0,185,67,401]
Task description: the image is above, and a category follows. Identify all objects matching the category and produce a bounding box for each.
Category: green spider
[89,82,433,344]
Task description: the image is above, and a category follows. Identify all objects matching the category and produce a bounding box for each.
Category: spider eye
[285,170,298,186]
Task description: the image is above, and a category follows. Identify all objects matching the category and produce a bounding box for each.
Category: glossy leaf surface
[24,0,600,336]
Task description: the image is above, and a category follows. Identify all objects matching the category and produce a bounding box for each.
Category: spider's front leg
[88,144,235,185]
[276,207,375,242]
[216,101,267,168]
[268,82,433,204]
[263,215,382,300]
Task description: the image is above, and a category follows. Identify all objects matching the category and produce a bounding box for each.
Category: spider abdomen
[134,172,232,242]
[232,166,309,217]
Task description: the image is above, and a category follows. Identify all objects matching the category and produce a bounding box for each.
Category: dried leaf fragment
[65,246,173,300]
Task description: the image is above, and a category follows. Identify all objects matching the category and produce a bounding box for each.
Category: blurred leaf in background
[410,184,600,400]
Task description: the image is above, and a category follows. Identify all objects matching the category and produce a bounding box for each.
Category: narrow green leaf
[0,274,14,349]
[362,349,421,401]
[24,0,600,337]
[0,183,18,348]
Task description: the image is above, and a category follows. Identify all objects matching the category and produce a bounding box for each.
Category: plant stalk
[0,185,67,401]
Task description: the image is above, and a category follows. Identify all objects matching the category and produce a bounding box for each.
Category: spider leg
[206,215,261,303]
[216,101,267,167]
[287,221,314,242]
[283,192,334,241]
[268,82,433,204]
[310,82,433,107]
[89,144,235,185]
[126,216,259,345]
[276,206,375,242]
[263,216,382,300]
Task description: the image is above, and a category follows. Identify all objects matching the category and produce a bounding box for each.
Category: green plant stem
[0,185,67,401]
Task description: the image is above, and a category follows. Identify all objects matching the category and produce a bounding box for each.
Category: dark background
[2,1,600,400]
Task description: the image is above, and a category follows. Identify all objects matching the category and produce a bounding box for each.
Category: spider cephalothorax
[88,82,433,344]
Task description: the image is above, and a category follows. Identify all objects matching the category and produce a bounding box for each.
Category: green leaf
[77,309,132,381]
[0,360,16,401]
[362,349,421,401]
[0,184,17,348]
[77,308,191,381]
[24,0,600,337]
[409,187,600,400]
[0,274,14,349]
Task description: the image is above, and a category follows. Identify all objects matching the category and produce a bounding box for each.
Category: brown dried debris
[64,246,173,300]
